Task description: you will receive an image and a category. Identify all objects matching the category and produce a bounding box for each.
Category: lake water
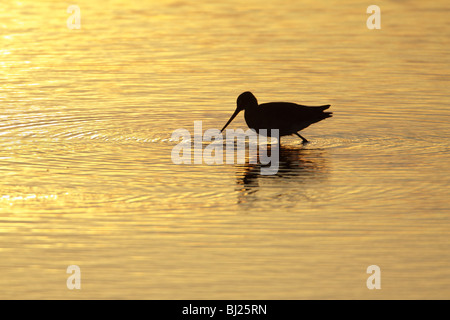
[0,0,449,299]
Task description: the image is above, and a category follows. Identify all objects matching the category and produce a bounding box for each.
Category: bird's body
[221,92,332,143]
[244,101,332,136]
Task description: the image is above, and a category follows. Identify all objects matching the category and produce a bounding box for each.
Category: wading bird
[221,91,332,144]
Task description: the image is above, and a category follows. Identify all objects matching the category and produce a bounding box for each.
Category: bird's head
[220,92,258,132]
[236,91,258,111]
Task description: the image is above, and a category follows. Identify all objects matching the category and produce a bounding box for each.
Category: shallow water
[0,0,449,299]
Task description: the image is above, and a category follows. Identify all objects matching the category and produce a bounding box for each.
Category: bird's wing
[257,102,332,133]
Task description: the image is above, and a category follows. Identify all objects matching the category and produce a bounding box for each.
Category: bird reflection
[235,145,329,205]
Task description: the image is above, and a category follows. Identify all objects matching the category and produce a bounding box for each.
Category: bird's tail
[319,105,333,118]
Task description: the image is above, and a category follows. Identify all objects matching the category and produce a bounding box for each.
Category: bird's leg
[295,133,309,144]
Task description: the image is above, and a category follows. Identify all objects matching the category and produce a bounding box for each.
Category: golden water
[0,0,449,299]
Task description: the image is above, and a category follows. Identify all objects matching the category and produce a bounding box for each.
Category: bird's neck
[244,105,259,128]
[244,104,258,113]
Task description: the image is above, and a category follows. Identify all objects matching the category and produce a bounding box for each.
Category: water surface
[0,0,449,299]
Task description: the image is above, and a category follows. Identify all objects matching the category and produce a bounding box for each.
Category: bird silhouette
[221,91,332,143]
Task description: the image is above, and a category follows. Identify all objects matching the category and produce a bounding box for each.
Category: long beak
[220,109,241,133]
